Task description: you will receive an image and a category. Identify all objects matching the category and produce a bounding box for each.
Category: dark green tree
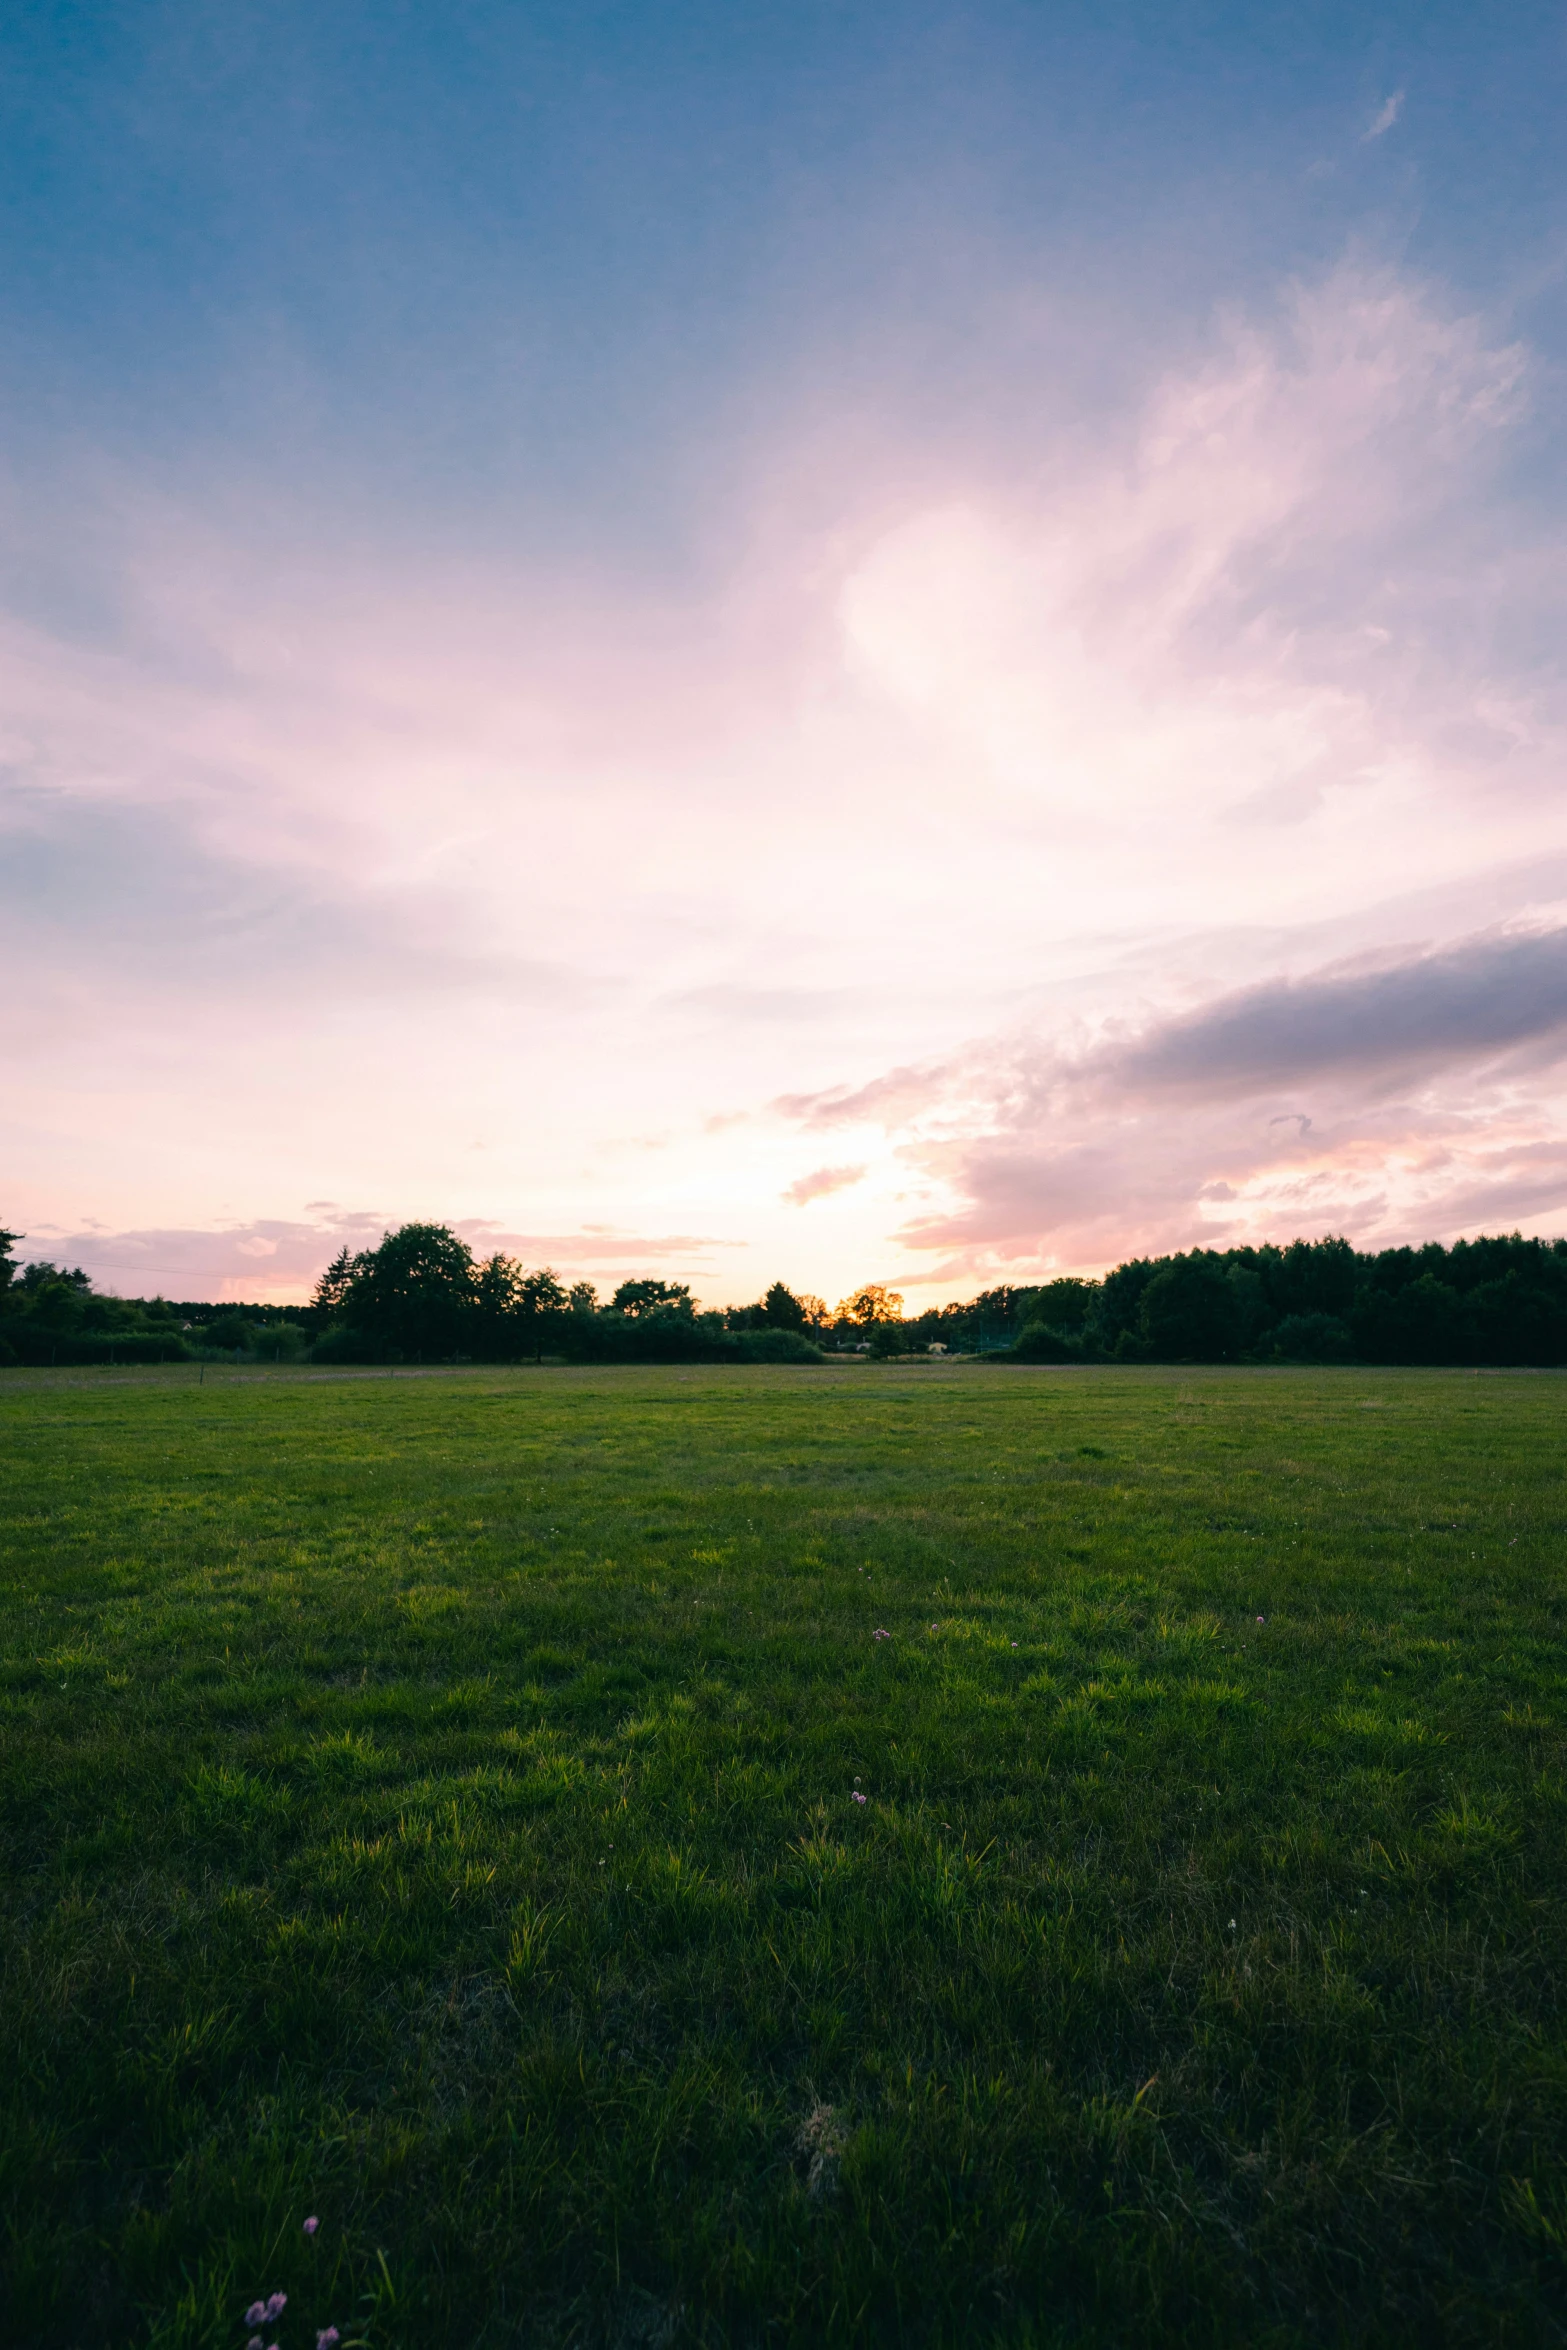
[311,1246,363,1322]
[516,1266,567,1360]
[520,1268,567,1318]
[204,1313,257,1354]
[1139,1254,1242,1361]
[341,1224,478,1357]
[1352,1272,1465,1365]
[472,1253,524,1357]
[760,1281,808,1331]
[1086,1259,1159,1351]
[611,1278,695,1320]
[18,1264,92,1330]
[1030,1277,1097,1331]
[1275,1235,1358,1320]
[1271,1311,1354,1362]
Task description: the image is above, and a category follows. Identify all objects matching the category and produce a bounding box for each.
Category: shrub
[731,1328,825,1364]
[201,1313,256,1353]
[1010,1322,1086,1363]
[249,1322,309,1362]
[5,1331,190,1366]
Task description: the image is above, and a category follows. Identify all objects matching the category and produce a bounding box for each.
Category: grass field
[2,1361,1565,2348]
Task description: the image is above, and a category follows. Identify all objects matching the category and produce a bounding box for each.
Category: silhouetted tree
[516,1266,567,1360]
[611,1279,694,1320]
[760,1281,808,1331]
[1138,1254,1242,1362]
[837,1283,903,1326]
[341,1224,477,1357]
[311,1246,362,1323]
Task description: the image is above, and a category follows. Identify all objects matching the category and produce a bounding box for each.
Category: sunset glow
[6,5,1567,1303]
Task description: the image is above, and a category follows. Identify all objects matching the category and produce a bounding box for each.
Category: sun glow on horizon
[6,10,1567,1299]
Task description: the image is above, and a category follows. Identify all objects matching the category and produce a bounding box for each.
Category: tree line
[4,1221,1567,1368]
[0,1235,311,1366]
[303,1225,833,1365]
[961,1232,1567,1366]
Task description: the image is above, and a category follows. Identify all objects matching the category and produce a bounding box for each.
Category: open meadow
[2,1360,1565,2348]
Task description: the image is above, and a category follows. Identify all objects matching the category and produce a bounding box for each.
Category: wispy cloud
[782,1164,867,1206]
[1364,90,1405,141]
[6,256,1566,1303]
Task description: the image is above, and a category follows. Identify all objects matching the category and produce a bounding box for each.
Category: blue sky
[6,3,1567,1301]
[11,3,1562,520]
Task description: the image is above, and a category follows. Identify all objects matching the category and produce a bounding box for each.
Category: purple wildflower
[265,2294,288,2321]
[872,1627,890,1640]
[245,2308,267,2330]
[248,2338,264,2349]
[318,2331,341,2349]
[304,2213,320,2235]
[852,1791,867,1804]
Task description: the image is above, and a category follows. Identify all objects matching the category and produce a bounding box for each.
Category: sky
[6,1,1567,1307]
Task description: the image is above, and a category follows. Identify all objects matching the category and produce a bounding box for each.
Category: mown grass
[1,1360,1564,2348]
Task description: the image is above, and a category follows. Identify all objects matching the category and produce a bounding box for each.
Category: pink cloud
[19,1214,741,1306]
[6,259,1567,1305]
[781,1164,867,1206]
[776,923,1567,1286]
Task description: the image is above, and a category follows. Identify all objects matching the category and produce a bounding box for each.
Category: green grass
[2,1361,1565,2348]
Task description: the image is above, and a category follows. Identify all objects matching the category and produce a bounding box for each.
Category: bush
[247,1322,309,1363]
[730,1328,825,1363]
[1010,1322,1086,1363]
[561,1311,728,1365]
[5,1331,190,1367]
[0,1333,17,1367]
[201,1313,256,1353]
